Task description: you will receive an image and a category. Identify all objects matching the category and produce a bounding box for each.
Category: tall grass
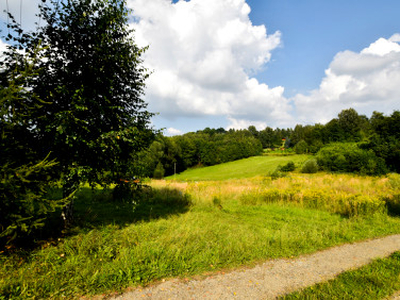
[160,173,400,217]
[1,172,400,298]
[239,174,398,217]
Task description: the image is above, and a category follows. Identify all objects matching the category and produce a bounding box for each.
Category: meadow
[1,155,400,298]
[169,154,310,181]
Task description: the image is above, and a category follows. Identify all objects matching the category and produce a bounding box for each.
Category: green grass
[2,190,400,299]
[281,251,400,299]
[1,156,400,299]
[168,154,311,181]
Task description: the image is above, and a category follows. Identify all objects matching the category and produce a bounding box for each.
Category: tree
[0,49,68,243]
[2,0,154,225]
[337,108,363,141]
[367,110,400,172]
[258,127,275,148]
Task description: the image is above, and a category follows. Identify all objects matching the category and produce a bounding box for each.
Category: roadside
[106,234,400,299]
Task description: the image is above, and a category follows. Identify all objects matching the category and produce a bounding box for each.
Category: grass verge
[281,251,400,299]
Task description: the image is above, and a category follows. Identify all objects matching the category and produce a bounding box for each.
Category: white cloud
[0,39,8,53]
[165,127,183,136]
[128,0,287,129]
[294,34,400,124]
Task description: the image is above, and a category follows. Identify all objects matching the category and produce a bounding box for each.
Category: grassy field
[167,154,311,180]
[1,155,400,298]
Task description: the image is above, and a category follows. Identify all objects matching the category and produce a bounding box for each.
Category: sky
[1,0,400,136]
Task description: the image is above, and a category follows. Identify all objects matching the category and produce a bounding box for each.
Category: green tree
[366,110,400,172]
[258,127,276,148]
[316,143,387,175]
[2,0,154,224]
[294,139,309,154]
[337,108,363,141]
[0,51,68,243]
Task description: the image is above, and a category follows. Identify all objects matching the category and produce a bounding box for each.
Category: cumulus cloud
[294,34,400,124]
[128,0,289,129]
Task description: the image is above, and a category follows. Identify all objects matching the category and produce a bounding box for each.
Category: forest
[138,108,400,177]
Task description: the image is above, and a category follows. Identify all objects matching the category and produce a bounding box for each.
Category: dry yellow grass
[150,173,400,217]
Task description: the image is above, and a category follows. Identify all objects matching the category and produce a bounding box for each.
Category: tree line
[138,108,399,178]
[134,128,263,178]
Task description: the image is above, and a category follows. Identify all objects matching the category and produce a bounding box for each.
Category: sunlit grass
[1,161,400,298]
[281,252,400,299]
[167,154,311,181]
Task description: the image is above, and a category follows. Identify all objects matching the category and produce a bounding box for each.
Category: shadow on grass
[72,186,192,230]
[386,194,400,217]
[1,186,191,254]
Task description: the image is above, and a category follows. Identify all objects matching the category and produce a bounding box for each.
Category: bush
[280,161,296,172]
[316,143,388,175]
[301,159,319,173]
[294,140,309,154]
[270,169,287,180]
[153,162,165,179]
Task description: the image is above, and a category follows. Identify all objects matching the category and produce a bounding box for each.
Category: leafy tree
[294,139,309,154]
[291,124,306,145]
[2,0,154,224]
[247,125,259,138]
[337,108,363,141]
[258,127,275,148]
[365,110,400,172]
[316,143,387,175]
[323,118,343,143]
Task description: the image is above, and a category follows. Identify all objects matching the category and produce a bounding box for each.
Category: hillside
[167,154,311,181]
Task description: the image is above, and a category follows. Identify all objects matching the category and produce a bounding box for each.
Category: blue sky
[247,0,400,97]
[1,0,400,135]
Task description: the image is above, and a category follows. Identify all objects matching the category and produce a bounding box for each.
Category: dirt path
[110,235,400,299]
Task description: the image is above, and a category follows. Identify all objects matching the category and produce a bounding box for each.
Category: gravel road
[107,234,400,299]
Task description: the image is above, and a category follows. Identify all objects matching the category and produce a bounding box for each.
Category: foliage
[0,52,68,243]
[153,162,165,179]
[137,108,399,179]
[294,139,309,154]
[139,129,263,178]
[316,143,387,175]
[301,159,319,174]
[0,157,68,243]
[361,111,400,172]
[279,161,296,172]
[269,161,296,179]
[1,0,154,188]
